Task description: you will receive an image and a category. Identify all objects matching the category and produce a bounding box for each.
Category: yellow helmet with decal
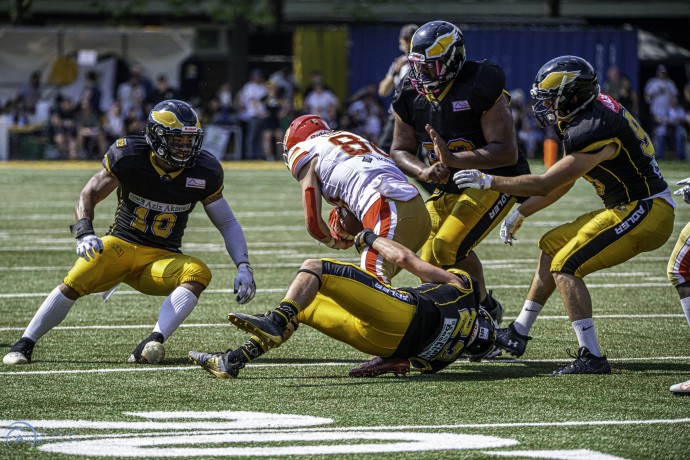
[145,99,204,168]
[530,55,599,128]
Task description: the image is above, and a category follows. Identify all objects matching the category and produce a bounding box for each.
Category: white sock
[513,300,544,336]
[681,297,690,327]
[23,287,76,342]
[152,287,198,340]
[572,318,602,357]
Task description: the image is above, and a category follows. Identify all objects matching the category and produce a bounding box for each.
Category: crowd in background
[4,60,690,162]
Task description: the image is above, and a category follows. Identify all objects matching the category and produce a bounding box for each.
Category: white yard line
[1,356,689,376]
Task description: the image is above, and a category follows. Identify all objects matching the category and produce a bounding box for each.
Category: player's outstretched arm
[355,230,465,286]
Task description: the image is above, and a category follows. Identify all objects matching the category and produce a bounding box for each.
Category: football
[337,207,364,237]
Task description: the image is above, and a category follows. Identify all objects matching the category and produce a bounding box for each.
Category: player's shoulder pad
[287,144,318,179]
[104,136,150,170]
[466,59,506,106]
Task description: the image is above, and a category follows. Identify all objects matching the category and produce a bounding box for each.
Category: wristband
[70,218,95,239]
[362,229,379,247]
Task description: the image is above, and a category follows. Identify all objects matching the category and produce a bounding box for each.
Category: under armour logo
[507,340,519,347]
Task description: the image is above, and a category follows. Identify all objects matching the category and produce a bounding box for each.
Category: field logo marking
[0,411,631,458]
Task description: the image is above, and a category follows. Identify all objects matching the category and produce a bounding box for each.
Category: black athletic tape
[70,218,95,239]
[297,268,322,289]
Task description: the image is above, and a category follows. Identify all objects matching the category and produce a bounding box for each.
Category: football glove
[76,234,104,261]
[500,210,525,246]
[453,169,493,190]
[234,263,256,304]
[353,229,379,254]
[674,177,690,204]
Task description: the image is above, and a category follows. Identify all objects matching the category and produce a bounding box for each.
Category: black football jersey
[559,94,668,208]
[393,59,530,194]
[392,281,481,371]
[103,136,224,252]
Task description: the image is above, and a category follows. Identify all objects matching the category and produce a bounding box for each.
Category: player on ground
[282,114,430,284]
[3,99,256,366]
[390,20,531,323]
[667,178,690,395]
[189,231,496,378]
[449,56,675,374]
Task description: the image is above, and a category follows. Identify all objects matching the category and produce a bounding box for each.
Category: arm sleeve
[204,197,250,266]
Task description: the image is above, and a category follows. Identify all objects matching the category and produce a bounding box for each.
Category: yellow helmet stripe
[426,32,456,58]
[539,71,580,90]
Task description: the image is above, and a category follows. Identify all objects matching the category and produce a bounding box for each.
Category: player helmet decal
[408,20,466,97]
[282,114,332,165]
[146,99,204,168]
[530,55,600,128]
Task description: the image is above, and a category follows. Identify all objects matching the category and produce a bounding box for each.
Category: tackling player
[189,232,496,378]
[390,20,531,323]
[282,114,430,285]
[3,99,256,366]
[667,178,690,395]
[449,56,675,374]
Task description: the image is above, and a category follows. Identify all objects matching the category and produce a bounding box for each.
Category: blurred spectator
[236,69,268,160]
[303,74,338,126]
[103,101,125,144]
[517,105,544,159]
[81,71,102,115]
[347,86,384,142]
[682,81,690,113]
[269,65,297,106]
[261,81,290,161]
[117,66,147,122]
[377,23,418,152]
[18,71,42,114]
[75,99,106,159]
[124,106,146,136]
[618,74,639,116]
[302,71,333,101]
[146,74,179,111]
[644,65,679,121]
[602,65,624,100]
[48,94,77,159]
[653,95,688,160]
[209,83,236,125]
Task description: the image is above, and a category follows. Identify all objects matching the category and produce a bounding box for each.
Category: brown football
[337,207,364,236]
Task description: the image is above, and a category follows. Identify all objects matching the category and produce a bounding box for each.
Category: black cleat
[495,322,531,357]
[552,347,611,375]
[227,312,286,348]
[3,337,35,365]
[188,350,245,379]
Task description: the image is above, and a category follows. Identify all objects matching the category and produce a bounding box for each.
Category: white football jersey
[286,131,419,220]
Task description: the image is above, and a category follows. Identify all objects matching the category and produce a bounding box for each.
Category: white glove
[674,177,690,204]
[76,234,104,261]
[234,263,256,304]
[500,210,525,246]
[453,169,493,190]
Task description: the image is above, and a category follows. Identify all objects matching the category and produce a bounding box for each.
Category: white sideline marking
[1,356,689,376]
[0,314,685,332]
[484,449,626,460]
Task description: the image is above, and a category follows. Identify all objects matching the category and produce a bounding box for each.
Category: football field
[1,160,689,459]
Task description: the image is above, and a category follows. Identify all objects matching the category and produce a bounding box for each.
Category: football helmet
[408,21,466,97]
[462,307,497,361]
[282,114,331,165]
[145,99,203,168]
[530,55,599,128]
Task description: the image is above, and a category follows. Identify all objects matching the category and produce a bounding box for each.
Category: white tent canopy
[0,26,195,111]
[638,29,690,63]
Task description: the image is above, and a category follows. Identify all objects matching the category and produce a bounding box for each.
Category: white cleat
[3,352,30,365]
[669,379,690,396]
